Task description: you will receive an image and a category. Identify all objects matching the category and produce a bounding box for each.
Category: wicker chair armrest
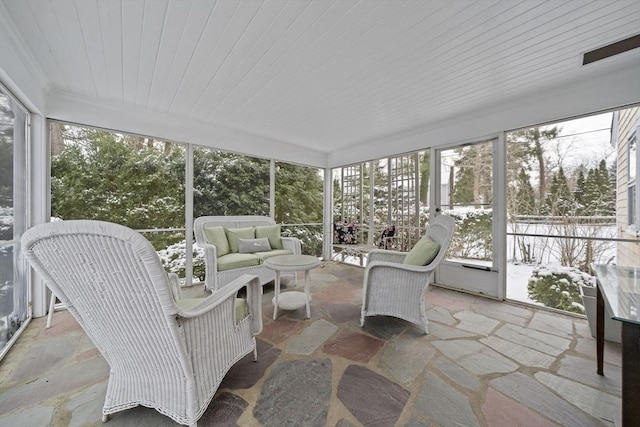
[281,237,302,255]
[175,275,263,335]
[364,260,439,287]
[367,249,406,264]
[367,259,441,274]
[168,272,182,300]
[197,243,219,290]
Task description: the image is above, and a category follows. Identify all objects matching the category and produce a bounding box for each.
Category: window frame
[627,125,639,233]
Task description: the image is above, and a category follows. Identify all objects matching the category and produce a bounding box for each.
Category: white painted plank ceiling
[2,0,639,155]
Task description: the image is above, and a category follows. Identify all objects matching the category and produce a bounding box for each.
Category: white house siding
[615,106,640,267]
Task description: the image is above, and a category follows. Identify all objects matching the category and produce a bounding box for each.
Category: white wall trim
[46,90,328,168]
[329,61,640,168]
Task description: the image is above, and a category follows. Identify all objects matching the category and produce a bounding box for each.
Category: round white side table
[264,254,321,319]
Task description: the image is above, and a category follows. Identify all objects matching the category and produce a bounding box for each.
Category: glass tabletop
[593,264,640,325]
[264,254,320,270]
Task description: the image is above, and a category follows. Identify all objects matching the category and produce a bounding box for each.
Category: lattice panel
[389,153,420,251]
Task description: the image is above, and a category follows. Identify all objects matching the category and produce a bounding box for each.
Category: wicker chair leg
[101,414,109,423]
[46,291,56,328]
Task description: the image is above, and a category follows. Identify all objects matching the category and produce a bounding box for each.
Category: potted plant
[580,281,622,344]
[528,264,621,343]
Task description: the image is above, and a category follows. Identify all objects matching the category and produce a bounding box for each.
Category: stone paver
[575,336,622,367]
[433,356,481,391]
[9,335,77,383]
[472,299,533,326]
[535,371,621,426]
[314,283,361,304]
[482,388,557,427]
[480,336,556,368]
[337,364,409,427]
[254,358,332,427]
[285,319,338,355]
[68,382,107,427]
[260,318,306,343]
[323,330,384,363]
[222,339,281,389]
[432,340,519,375]
[321,302,361,324]
[378,335,436,385]
[0,405,55,427]
[413,371,480,427]
[490,372,601,427]
[199,392,248,426]
[557,354,621,395]
[103,405,177,426]
[426,306,457,325]
[427,290,471,312]
[427,322,478,340]
[405,417,429,427]
[335,419,358,427]
[0,355,109,416]
[360,316,407,339]
[528,311,574,337]
[495,323,571,356]
[454,311,500,335]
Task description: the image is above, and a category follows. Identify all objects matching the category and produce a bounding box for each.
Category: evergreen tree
[419,151,430,204]
[51,128,184,231]
[515,168,536,215]
[573,169,586,215]
[507,127,559,203]
[452,143,492,207]
[51,124,325,254]
[545,167,572,215]
[193,151,270,217]
[275,162,323,225]
[581,160,615,216]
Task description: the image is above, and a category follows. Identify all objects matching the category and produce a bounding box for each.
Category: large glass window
[506,113,618,312]
[192,147,269,218]
[49,125,325,285]
[274,162,323,256]
[0,86,29,359]
[50,122,187,277]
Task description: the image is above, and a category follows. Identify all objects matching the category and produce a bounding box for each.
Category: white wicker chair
[21,220,262,426]
[360,215,455,334]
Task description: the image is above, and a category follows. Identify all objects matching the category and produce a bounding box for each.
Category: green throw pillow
[404,237,441,266]
[255,224,283,249]
[203,226,230,257]
[225,227,256,253]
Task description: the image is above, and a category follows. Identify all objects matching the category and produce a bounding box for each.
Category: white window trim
[625,123,640,237]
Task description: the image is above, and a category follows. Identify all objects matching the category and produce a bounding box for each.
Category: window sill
[624,227,640,239]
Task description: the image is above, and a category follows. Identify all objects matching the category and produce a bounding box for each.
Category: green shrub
[527,265,594,314]
[447,209,493,260]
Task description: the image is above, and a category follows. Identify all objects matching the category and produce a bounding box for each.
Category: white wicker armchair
[360,215,455,334]
[21,220,262,427]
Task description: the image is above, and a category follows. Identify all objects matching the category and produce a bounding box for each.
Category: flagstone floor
[0,261,623,427]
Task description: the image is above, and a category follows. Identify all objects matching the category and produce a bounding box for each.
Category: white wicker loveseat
[194,215,302,291]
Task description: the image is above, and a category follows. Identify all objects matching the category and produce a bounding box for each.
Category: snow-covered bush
[157,241,205,284]
[527,264,595,314]
[445,208,493,261]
